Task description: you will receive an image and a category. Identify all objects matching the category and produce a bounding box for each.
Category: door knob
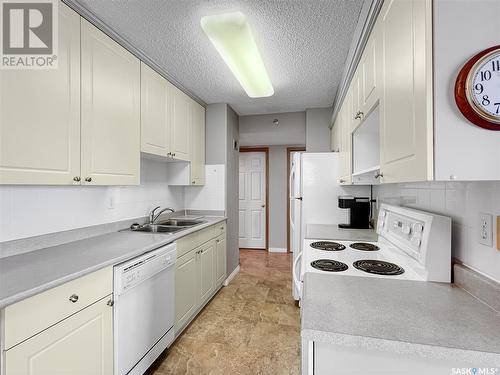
[261,204,266,208]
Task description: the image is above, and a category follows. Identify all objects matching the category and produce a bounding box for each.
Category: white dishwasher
[113,242,176,375]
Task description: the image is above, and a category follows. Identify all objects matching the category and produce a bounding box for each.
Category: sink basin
[130,224,183,233]
[156,219,206,227]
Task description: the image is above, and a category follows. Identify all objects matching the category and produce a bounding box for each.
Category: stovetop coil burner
[310,241,346,251]
[311,259,348,272]
[353,260,404,276]
[350,242,380,251]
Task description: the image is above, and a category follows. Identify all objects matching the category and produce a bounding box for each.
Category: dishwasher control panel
[114,243,176,295]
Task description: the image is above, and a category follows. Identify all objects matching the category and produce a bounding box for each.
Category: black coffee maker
[338,196,370,229]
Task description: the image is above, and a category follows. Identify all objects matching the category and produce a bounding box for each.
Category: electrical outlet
[478,213,493,247]
[108,196,115,210]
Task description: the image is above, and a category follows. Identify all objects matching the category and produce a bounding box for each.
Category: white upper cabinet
[140,63,171,157]
[379,0,433,183]
[171,90,191,161]
[81,19,141,185]
[190,101,206,185]
[0,3,80,185]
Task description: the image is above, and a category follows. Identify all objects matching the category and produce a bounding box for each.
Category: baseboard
[223,265,240,286]
[269,247,288,253]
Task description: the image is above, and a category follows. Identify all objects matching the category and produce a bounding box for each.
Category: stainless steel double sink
[129,218,206,234]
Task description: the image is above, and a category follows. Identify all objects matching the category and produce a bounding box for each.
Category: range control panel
[377,207,427,261]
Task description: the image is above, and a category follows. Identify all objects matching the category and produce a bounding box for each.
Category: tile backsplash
[374,181,500,283]
[0,157,185,242]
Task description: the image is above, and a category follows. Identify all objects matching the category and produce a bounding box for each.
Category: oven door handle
[293,251,302,295]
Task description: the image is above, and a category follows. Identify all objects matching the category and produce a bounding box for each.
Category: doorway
[238,147,269,250]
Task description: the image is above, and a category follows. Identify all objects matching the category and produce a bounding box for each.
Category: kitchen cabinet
[140,62,171,157]
[190,101,206,185]
[171,90,191,162]
[81,19,141,185]
[215,234,227,286]
[174,249,198,333]
[5,297,113,375]
[331,0,432,185]
[378,0,433,183]
[198,240,216,306]
[174,222,226,335]
[3,267,113,375]
[0,3,80,185]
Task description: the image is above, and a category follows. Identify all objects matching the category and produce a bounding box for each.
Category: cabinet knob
[73,176,81,182]
[107,299,114,307]
[192,181,196,184]
[354,111,364,120]
[374,172,384,179]
[69,294,79,303]
[85,177,92,182]
[339,179,346,183]
[173,153,176,157]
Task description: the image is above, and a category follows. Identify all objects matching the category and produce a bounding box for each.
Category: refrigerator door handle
[290,199,295,234]
[293,251,302,297]
[289,168,295,199]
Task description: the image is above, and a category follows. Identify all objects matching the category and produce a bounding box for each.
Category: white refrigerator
[290,152,349,300]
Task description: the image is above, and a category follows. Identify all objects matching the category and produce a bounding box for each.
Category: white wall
[239,111,306,146]
[268,146,289,251]
[433,0,500,180]
[306,107,332,152]
[0,157,184,242]
[374,181,500,283]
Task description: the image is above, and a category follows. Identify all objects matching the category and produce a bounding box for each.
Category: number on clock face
[471,51,500,121]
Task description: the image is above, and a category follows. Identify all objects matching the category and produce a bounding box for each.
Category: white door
[239,152,266,249]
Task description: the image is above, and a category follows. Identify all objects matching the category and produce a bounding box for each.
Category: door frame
[286,147,306,253]
[239,147,269,251]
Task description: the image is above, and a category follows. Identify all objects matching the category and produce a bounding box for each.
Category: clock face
[467,50,500,124]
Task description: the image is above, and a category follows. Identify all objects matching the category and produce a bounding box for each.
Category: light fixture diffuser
[201,12,274,98]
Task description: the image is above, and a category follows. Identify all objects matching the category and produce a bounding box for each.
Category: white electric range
[294,204,452,299]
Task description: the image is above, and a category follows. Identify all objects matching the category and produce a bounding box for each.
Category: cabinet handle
[107,299,114,307]
[85,177,92,182]
[73,176,81,182]
[69,294,79,303]
[375,172,384,179]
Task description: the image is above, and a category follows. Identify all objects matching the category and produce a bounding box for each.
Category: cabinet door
[338,102,352,184]
[140,63,171,157]
[5,297,113,375]
[215,235,227,286]
[379,0,433,183]
[190,102,205,185]
[361,30,378,114]
[198,241,215,306]
[174,249,198,333]
[81,19,140,185]
[171,89,191,161]
[0,3,80,185]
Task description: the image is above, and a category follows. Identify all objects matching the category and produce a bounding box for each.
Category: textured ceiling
[76,0,363,115]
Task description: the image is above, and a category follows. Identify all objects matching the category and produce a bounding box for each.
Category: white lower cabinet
[5,297,113,375]
[2,267,113,375]
[174,222,227,335]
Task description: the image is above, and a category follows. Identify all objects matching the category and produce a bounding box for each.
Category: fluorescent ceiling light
[201,12,274,98]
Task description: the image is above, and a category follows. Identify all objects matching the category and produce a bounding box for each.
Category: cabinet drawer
[4,267,112,350]
[176,226,215,259]
[214,221,226,237]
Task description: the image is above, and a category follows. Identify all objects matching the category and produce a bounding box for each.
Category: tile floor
[148,249,300,374]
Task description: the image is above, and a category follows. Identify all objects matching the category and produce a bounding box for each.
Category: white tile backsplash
[374,181,500,282]
[184,165,225,211]
[0,157,185,242]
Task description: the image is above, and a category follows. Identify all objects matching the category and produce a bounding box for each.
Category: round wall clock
[455,45,500,130]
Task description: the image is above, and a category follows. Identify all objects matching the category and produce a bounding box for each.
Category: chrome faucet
[149,206,175,224]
